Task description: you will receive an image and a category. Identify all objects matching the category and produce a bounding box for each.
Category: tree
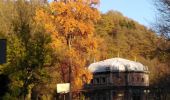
[35,0,100,92]
[154,0,170,64]
[0,0,52,99]
[151,1,170,98]
[154,0,170,39]
[95,11,158,60]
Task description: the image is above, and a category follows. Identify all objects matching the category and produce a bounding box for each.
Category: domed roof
[88,58,148,73]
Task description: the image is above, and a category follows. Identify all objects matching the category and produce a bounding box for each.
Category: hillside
[0,1,169,99]
[96,10,158,60]
[95,11,170,88]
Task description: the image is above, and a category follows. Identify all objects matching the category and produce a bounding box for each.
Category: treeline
[95,11,157,59]
[95,11,170,89]
[0,0,169,99]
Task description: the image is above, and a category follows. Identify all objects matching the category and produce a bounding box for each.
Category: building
[84,58,149,100]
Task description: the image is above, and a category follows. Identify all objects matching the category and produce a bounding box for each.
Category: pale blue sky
[99,0,156,27]
[48,0,156,27]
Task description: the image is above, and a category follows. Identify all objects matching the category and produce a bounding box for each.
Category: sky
[99,0,156,27]
[48,0,156,27]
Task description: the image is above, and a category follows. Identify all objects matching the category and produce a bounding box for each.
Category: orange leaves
[35,1,101,90]
[61,48,92,90]
[35,8,50,24]
[56,0,100,6]
[36,1,100,38]
[74,69,92,89]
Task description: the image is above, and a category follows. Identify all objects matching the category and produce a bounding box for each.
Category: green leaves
[96,10,157,60]
[0,0,52,99]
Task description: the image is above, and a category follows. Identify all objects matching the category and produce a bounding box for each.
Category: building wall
[91,73,110,85]
[84,71,149,100]
[84,89,149,100]
[90,72,149,87]
[128,73,149,86]
[112,73,126,86]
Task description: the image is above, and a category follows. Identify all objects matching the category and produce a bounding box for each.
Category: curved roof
[88,58,148,73]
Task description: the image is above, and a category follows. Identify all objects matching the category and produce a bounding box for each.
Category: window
[101,77,106,84]
[96,78,100,84]
[105,67,110,71]
[142,78,144,82]
[91,79,93,84]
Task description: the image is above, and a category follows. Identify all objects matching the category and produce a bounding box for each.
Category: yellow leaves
[36,1,100,38]
[61,48,94,90]
[35,9,48,23]
[73,67,92,90]
[45,23,57,35]
[35,1,101,90]
[50,38,62,49]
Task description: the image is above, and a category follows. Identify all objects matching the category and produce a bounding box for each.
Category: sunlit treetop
[35,0,101,90]
[53,0,100,5]
[35,0,100,40]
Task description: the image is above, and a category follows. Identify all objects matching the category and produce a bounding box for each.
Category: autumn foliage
[35,0,100,90]
[1,0,170,99]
